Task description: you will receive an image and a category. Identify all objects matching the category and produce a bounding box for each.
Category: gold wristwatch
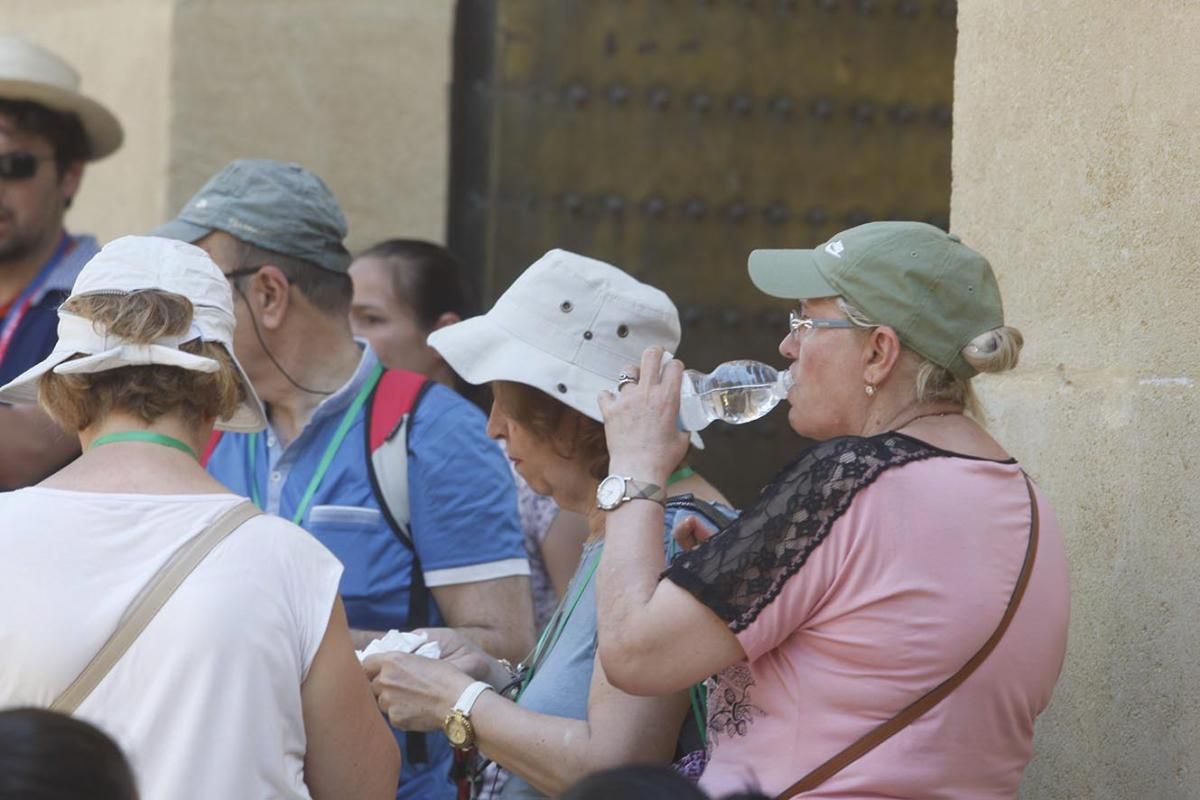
[443,681,493,750]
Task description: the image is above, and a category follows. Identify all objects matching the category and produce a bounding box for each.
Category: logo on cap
[825,240,845,258]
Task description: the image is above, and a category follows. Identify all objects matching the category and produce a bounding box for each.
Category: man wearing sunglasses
[0,36,123,488]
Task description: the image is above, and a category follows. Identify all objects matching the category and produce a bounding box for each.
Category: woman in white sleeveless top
[0,236,399,800]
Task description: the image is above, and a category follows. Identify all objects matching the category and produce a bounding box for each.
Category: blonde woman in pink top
[593,222,1070,799]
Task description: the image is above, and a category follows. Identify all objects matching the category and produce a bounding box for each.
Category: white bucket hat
[0,35,123,160]
[428,249,702,447]
[0,235,267,432]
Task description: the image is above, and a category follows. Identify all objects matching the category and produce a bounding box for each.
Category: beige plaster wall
[954,2,1200,797]
[2,0,452,250]
[168,0,454,252]
[2,0,173,243]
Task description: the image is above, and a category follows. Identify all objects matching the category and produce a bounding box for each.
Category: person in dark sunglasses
[0,35,123,489]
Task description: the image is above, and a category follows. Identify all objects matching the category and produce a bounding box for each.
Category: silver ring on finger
[616,372,638,391]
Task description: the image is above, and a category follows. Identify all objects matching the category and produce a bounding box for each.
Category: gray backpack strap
[50,501,260,715]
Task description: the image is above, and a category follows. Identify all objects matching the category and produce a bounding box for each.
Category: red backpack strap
[364,368,434,768]
[199,430,224,467]
[364,367,434,546]
[368,369,430,451]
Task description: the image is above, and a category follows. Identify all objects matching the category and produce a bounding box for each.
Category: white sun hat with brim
[428,248,703,448]
[0,235,267,433]
[0,35,123,160]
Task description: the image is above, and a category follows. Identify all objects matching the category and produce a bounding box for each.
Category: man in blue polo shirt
[156,159,533,800]
[0,36,123,487]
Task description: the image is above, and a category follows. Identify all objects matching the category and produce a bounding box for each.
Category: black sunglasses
[0,151,53,181]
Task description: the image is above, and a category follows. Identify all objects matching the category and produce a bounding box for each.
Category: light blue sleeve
[405,384,529,587]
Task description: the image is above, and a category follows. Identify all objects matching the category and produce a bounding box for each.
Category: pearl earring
[865,384,876,397]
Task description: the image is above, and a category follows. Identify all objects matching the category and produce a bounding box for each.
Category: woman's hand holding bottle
[599,347,691,485]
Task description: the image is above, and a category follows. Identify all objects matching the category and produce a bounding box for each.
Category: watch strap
[624,479,665,505]
[453,680,493,715]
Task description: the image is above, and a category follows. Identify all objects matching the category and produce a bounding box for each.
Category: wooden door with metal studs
[449,0,956,508]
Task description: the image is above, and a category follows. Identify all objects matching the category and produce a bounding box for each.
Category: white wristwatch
[595,474,666,511]
[443,680,493,751]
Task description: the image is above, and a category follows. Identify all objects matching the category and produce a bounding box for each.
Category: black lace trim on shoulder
[665,433,939,633]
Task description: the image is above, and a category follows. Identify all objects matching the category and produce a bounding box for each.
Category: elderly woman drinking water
[593,222,1070,799]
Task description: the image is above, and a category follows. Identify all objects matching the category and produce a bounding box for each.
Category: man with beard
[0,36,122,487]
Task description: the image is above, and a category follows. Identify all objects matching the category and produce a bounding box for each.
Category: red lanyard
[0,235,75,367]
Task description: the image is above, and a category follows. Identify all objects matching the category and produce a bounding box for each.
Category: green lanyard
[668,465,695,483]
[90,430,198,459]
[248,363,383,525]
[516,469,693,695]
[520,544,603,694]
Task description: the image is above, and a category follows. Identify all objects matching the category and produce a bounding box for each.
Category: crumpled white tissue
[356,630,442,662]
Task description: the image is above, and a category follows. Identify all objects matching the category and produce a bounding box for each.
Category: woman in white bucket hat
[0,236,399,800]
[364,249,733,799]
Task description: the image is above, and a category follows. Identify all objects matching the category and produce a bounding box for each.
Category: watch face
[444,714,471,748]
[596,475,626,510]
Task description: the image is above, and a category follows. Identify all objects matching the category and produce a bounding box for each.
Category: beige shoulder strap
[50,501,260,715]
[777,473,1040,799]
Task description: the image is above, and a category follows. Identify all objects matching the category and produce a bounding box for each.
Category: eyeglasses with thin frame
[223,266,266,283]
[788,309,858,339]
[0,151,54,181]
[223,264,292,300]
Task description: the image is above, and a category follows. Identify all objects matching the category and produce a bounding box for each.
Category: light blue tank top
[500,500,736,800]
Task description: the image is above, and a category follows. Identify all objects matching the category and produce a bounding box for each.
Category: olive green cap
[748,221,1004,379]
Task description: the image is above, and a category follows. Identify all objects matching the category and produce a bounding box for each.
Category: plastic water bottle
[678,360,794,432]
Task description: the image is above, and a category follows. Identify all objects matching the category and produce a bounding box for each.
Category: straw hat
[0,35,123,160]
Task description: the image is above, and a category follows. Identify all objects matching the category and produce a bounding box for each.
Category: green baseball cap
[153,159,351,273]
[748,221,1004,379]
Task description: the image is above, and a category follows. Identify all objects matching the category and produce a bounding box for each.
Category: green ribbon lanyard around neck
[514,468,698,696]
[90,430,199,460]
[520,544,604,695]
[247,363,383,524]
[516,468,695,696]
